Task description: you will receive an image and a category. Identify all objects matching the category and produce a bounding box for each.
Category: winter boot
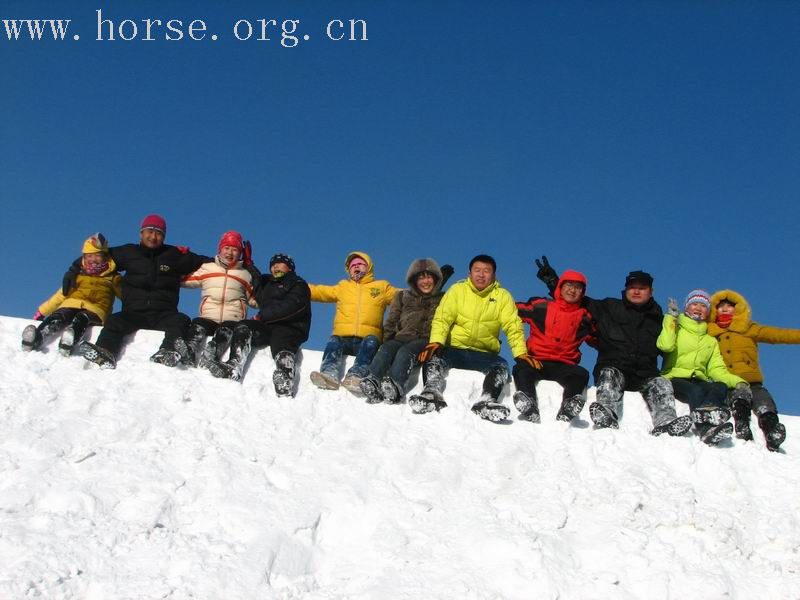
[310,371,341,390]
[208,325,252,381]
[650,415,693,437]
[589,401,619,429]
[556,394,586,422]
[21,325,43,351]
[691,406,732,428]
[199,326,233,369]
[758,412,786,452]
[513,390,540,423]
[380,376,403,404]
[80,341,116,369]
[58,312,91,356]
[185,322,209,367]
[22,313,66,351]
[731,396,754,441]
[699,422,734,446]
[359,375,383,404]
[471,396,510,422]
[272,350,296,397]
[408,389,447,414]
[173,338,195,367]
[341,374,364,396]
[150,347,181,367]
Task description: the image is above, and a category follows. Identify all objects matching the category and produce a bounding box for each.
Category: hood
[554,269,588,304]
[405,258,443,295]
[344,250,374,283]
[710,289,752,332]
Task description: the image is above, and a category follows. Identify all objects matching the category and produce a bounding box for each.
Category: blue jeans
[671,378,728,411]
[319,335,380,380]
[368,338,427,390]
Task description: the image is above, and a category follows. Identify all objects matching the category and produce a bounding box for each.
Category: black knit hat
[625,270,653,288]
[269,253,295,272]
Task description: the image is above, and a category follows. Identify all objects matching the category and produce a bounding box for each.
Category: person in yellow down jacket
[657,289,750,446]
[409,254,528,423]
[708,289,794,451]
[22,233,121,356]
[308,251,400,393]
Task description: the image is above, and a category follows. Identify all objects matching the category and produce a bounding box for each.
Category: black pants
[96,310,190,356]
[191,316,240,335]
[234,319,308,358]
[671,377,728,411]
[513,360,589,399]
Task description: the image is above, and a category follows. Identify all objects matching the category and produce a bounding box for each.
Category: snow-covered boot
[359,375,383,404]
[80,341,116,369]
[21,325,43,351]
[700,421,734,446]
[589,401,619,429]
[199,326,233,370]
[58,312,90,356]
[691,406,731,428]
[513,390,540,423]
[150,346,181,367]
[471,396,510,422]
[310,371,341,390]
[341,374,364,396]
[185,322,208,367]
[380,376,403,404]
[556,394,586,422]
[272,350,296,397]
[408,389,447,414]
[731,396,754,441]
[650,415,693,437]
[22,313,66,351]
[758,412,786,452]
[208,325,252,381]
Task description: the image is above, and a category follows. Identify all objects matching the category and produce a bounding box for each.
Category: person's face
[560,280,585,304]
[416,272,435,295]
[469,261,495,291]
[625,283,653,305]
[83,252,106,267]
[686,302,709,321]
[271,262,291,277]
[140,227,165,249]
[348,258,368,281]
[219,245,242,264]
[716,301,736,316]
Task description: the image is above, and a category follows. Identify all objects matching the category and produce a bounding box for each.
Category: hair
[469,254,496,273]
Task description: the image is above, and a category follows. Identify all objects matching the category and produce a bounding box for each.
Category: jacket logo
[370,288,380,298]
[160,265,171,272]
[489,298,496,303]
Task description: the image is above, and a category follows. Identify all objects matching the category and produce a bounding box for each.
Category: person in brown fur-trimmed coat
[709,289,797,451]
[358,258,453,404]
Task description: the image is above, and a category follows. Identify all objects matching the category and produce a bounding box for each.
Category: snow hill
[1,316,799,600]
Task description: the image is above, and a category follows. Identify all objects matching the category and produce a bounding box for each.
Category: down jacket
[309,251,400,340]
[516,270,596,365]
[708,289,800,384]
[39,258,122,324]
[429,277,526,357]
[253,270,311,339]
[384,259,445,343]
[182,257,258,323]
[657,313,745,388]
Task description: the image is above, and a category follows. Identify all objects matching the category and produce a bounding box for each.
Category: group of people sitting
[21,214,795,451]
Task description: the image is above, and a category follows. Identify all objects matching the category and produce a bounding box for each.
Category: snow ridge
[0,316,798,599]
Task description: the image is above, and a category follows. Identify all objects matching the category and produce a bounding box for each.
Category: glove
[61,260,81,295]
[33,310,45,321]
[245,263,261,280]
[417,342,442,363]
[176,245,190,255]
[242,240,253,267]
[731,381,751,401]
[515,355,543,370]
[440,264,455,285]
[667,297,680,318]
[535,256,559,291]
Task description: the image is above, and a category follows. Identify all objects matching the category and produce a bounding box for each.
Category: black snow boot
[80,341,117,369]
[199,326,233,369]
[150,346,181,367]
[513,390,540,423]
[208,325,252,381]
[731,396,753,441]
[58,312,91,356]
[185,322,209,367]
[272,350,296,397]
[758,412,786,452]
[359,374,383,404]
[21,313,66,351]
[589,401,619,429]
[650,415,693,437]
[556,394,586,422]
[380,376,403,404]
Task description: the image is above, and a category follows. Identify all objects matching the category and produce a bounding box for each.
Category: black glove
[535,255,559,293]
[440,264,455,286]
[61,258,82,295]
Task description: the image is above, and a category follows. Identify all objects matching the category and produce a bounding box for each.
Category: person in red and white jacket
[513,269,596,424]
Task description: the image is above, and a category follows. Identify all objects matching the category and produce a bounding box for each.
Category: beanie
[684,289,711,312]
[218,230,243,253]
[82,232,109,254]
[625,270,653,288]
[140,214,166,234]
[269,253,296,272]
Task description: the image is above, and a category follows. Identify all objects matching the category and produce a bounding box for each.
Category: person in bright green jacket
[409,254,528,422]
[657,289,751,445]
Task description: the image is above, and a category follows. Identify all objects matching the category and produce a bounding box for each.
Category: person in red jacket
[514,270,597,423]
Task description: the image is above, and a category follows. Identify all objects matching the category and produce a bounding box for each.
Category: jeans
[368,338,427,390]
[671,377,728,411]
[319,335,380,380]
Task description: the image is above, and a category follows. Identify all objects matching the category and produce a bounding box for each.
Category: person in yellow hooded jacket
[22,233,121,356]
[308,251,400,392]
[708,289,794,451]
[409,254,528,422]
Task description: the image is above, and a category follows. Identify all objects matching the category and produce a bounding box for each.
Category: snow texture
[0,315,798,599]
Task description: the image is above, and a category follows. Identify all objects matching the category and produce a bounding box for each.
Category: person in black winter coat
[535,258,690,436]
[208,253,311,396]
[74,214,211,368]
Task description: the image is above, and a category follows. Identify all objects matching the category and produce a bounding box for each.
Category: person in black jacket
[208,253,311,396]
[75,214,210,368]
[536,258,690,436]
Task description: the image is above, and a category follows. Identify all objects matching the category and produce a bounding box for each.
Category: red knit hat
[218,230,243,253]
[140,214,166,234]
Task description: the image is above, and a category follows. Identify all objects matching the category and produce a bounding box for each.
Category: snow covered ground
[0,315,798,599]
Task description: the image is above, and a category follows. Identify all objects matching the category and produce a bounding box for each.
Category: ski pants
[319,335,381,380]
[594,366,679,428]
[512,360,589,401]
[368,338,427,390]
[671,377,728,412]
[96,309,190,357]
[424,347,509,402]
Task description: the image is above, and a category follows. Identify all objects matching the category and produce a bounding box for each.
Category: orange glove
[515,355,543,370]
[417,342,442,363]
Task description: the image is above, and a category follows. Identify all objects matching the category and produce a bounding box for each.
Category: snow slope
[0,315,798,599]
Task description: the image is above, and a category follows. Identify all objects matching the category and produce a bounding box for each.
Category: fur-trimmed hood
[405,258,443,295]
[709,289,752,333]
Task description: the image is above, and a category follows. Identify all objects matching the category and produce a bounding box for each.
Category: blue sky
[3,1,800,414]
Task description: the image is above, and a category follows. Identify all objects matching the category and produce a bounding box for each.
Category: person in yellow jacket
[657,289,750,445]
[308,251,400,392]
[22,233,121,356]
[409,254,528,422]
[708,289,793,451]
